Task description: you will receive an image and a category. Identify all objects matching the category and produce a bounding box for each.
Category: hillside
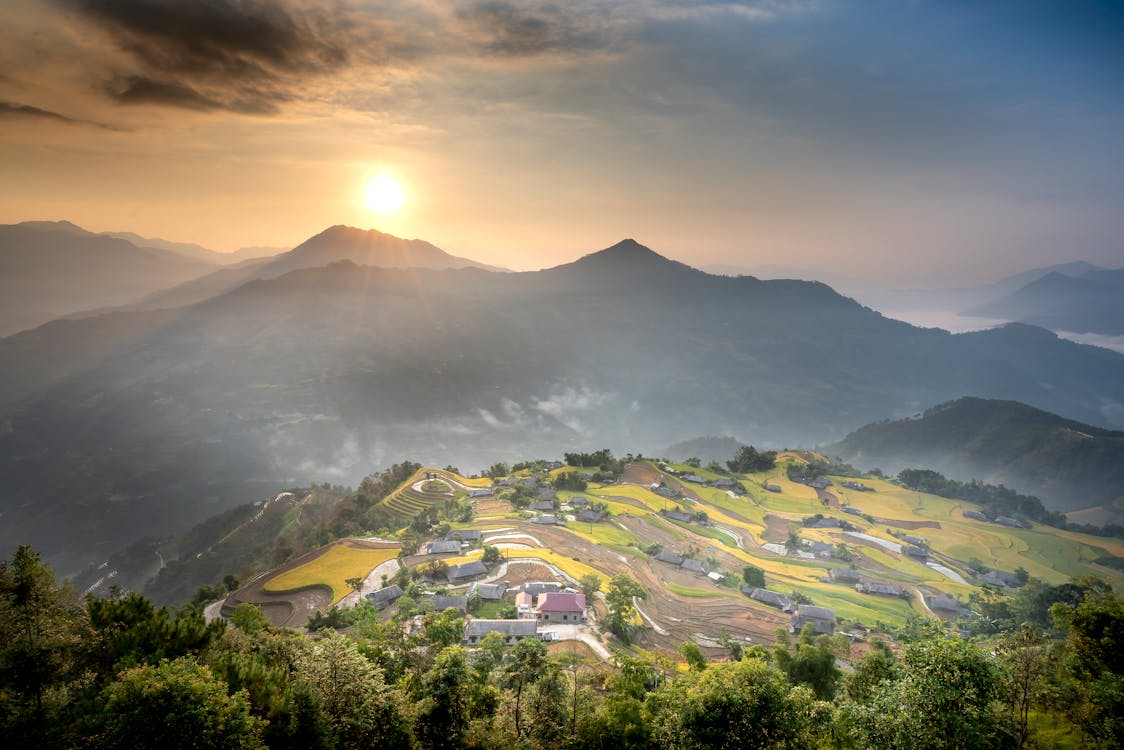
[0,221,216,336]
[825,398,1124,519]
[3,240,1124,575]
[963,268,1124,335]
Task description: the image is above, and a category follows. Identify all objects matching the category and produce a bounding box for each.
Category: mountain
[2,238,1124,575]
[962,269,1124,335]
[663,436,746,465]
[103,231,230,265]
[824,397,1124,518]
[115,225,506,314]
[0,221,216,336]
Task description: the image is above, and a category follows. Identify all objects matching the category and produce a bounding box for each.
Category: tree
[772,623,840,700]
[0,545,86,747]
[996,624,1047,749]
[501,636,548,738]
[481,545,502,565]
[414,645,471,750]
[843,636,1008,749]
[727,445,778,474]
[679,641,707,671]
[579,573,602,600]
[742,565,765,589]
[96,658,265,749]
[844,638,897,704]
[345,576,364,594]
[604,575,647,645]
[649,657,825,750]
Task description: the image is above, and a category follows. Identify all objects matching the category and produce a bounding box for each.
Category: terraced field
[369,467,482,528]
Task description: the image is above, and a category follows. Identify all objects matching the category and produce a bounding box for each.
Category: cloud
[0,100,114,128]
[58,0,352,113]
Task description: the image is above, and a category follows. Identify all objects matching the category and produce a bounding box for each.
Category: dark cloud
[458,1,609,57]
[59,0,352,113]
[0,100,114,128]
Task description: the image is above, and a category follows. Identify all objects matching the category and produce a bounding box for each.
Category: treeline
[897,468,1124,537]
[3,545,1123,749]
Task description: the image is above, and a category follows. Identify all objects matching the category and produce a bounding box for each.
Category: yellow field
[263,545,399,604]
[459,546,607,583]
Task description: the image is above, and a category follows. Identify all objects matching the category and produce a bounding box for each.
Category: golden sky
[2,1,1122,281]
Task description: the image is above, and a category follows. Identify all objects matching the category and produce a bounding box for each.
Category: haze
[2,0,1122,283]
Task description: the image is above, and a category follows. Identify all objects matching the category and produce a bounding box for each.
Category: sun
[364,174,406,214]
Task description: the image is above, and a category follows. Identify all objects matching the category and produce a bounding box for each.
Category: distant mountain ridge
[963,268,1124,335]
[3,236,1124,574]
[825,397,1124,518]
[0,221,216,336]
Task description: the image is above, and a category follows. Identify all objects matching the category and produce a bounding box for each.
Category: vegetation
[261,545,398,603]
[4,545,1124,749]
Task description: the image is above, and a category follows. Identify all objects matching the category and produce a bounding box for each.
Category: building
[963,510,988,521]
[712,478,738,490]
[841,481,870,491]
[791,605,836,635]
[446,561,488,584]
[706,571,725,583]
[857,581,903,597]
[468,582,506,601]
[448,529,482,542]
[531,515,563,526]
[464,619,538,646]
[536,592,586,622]
[515,591,535,618]
[468,488,493,498]
[654,550,685,566]
[841,506,863,516]
[928,594,965,613]
[568,496,589,506]
[902,545,928,559]
[810,517,844,529]
[764,483,782,493]
[829,568,862,584]
[745,587,793,611]
[428,594,469,613]
[425,540,462,555]
[365,584,403,610]
[520,581,563,597]
[662,508,694,523]
[654,486,680,499]
[995,516,1028,529]
[530,500,555,512]
[979,570,1022,588]
[681,474,707,484]
[899,534,927,547]
[575,509,604,523]
[680,558,707,575]
[807,542,834,558]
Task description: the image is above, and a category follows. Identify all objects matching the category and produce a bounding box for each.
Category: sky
[1,0,1122,283]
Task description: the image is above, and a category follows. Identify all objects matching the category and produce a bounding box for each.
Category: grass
[664,581,739,599]
[263,544,399,604]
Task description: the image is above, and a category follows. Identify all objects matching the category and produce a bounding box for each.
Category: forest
[1,545,1121,750]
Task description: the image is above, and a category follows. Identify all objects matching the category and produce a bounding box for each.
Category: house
[446,561,488,584]
[706,571,725,583]
[979,570,1022,588]
[519,478,538,489]
[498,477,517,487]
[530,500,555,512]
[468,582,506,601]
[902,545,928,559]
[538,487,557,502]
[682,474,707,484]
[662,508,694,523]
[899,534,927,547]
[841,481,870,491]
[520,581,563,597]
[543,461,564,471]
[365,584,403,610]
[531,515,563,526]
[995,516,1028,529]
[680,558,708,575]
[712,478,738,490]
[568,496,589,506]
[857,582,903,597]
[746,587,793,611]
[654,550,685,566]
[425,540,462,555]
[515,591,535,618]
[808,541,835,558]
[841,506,863,516]
[963,510,988,521]
[468,487,493,498]
[575,509,604,523]
[428,594,469,613]
[809,478,832,490]
[464,619,538,646]
[764,483,782,493]
[791,604,836,635]
[811,517,844,529]
[829,568,861,583]
[536,592,586,622]
[448,529,482,542]
[654,486,680,499]
[928,595,965,613]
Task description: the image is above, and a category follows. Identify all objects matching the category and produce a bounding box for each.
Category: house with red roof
[536,591,586,623]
